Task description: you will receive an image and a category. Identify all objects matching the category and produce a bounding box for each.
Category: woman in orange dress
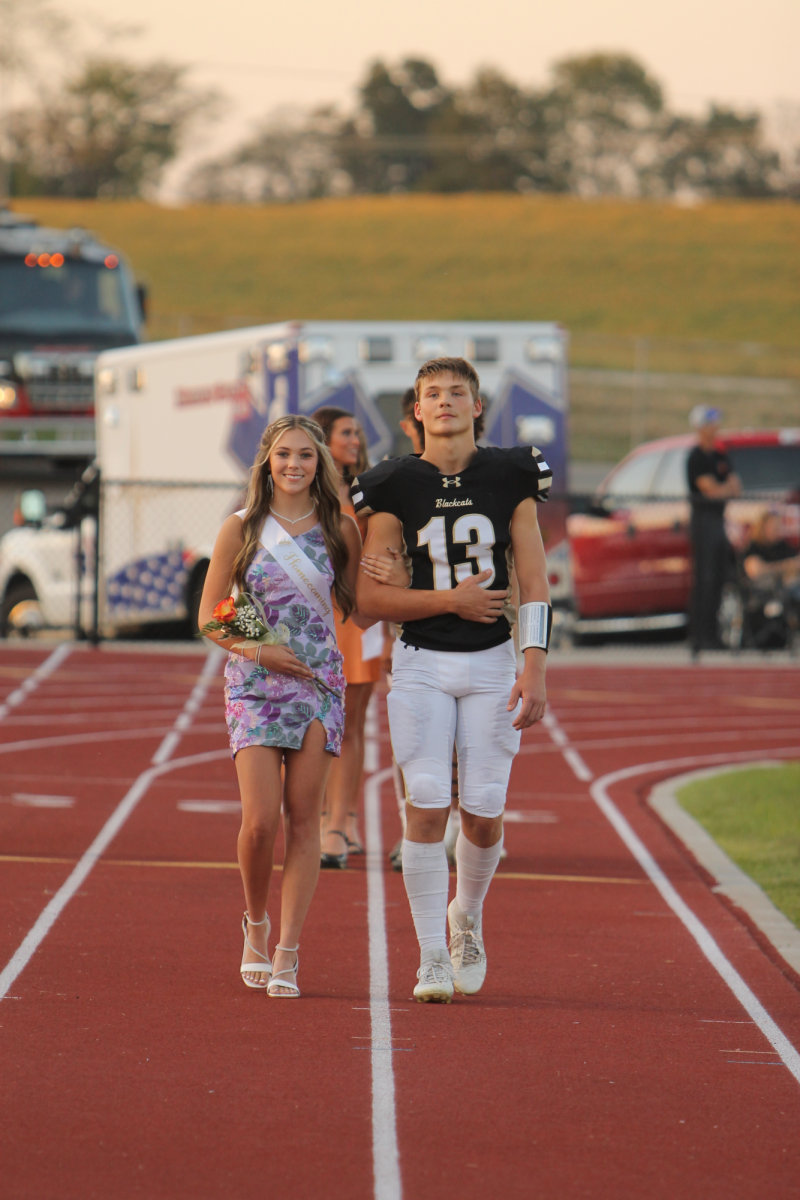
[313,407,382,867]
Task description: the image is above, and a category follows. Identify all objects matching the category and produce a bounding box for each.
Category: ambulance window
[465,337,498,362]
[599,450,662,504]
[651,449,689,498]
[360,337,392,362]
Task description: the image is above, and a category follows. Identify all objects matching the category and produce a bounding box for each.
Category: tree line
[189,55,789,203]
[3,39,795,203]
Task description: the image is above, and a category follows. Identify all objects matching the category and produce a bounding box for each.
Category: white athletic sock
[401,839,449,960]
[455,831,504,921]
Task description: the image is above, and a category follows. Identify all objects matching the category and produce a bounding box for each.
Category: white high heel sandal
[267,944,300,998]
[240,912,271,990]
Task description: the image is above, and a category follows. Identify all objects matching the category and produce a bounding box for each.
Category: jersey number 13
[418,514,496,590]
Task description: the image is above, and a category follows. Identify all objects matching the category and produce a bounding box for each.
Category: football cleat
[413,949,454,1003]
[448,899,487,995]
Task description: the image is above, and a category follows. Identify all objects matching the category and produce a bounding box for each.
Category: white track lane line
[0,726,221,759]
[541,712,593,781]
[542,709,800,1087]
[0,653,221,1002]
[152,657,219,765]
[363,690,402,1200]
[0,642,72,722]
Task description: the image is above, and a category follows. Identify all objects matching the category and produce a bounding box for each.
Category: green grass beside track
[15,195,800,349]
[677,763,800,930]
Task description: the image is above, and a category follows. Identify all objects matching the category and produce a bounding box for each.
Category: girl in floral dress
[199,415,373,997]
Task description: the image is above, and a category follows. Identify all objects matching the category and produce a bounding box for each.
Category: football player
[354,356,552,1002]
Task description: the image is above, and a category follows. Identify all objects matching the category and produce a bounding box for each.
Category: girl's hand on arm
[360,547,410,587]
[357,512,504,623]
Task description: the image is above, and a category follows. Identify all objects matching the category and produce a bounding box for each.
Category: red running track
[1,644,799,1199]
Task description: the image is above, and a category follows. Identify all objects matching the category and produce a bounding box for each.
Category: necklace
[269,503,316,526]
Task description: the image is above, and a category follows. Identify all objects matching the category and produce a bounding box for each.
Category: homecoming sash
[259,515,337,636]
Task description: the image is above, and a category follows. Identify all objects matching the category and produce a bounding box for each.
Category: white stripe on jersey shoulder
[351,491,364,505]
[525,445,553,500]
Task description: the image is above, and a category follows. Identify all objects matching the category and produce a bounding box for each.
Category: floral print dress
[224,525,345,758]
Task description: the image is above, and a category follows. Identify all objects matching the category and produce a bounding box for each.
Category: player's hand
[450,570,507,623]
[360,548,410,588]
[253,645,315,681]
[507,665,547,729]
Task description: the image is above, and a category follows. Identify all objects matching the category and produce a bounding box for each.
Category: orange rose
[213,596,237,623]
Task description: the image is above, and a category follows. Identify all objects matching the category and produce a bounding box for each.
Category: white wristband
[519,602,551,652]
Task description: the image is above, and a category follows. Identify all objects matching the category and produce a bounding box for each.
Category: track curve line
[519,725,800,756]
[588,750,800,1086]
[0,656,222,1001]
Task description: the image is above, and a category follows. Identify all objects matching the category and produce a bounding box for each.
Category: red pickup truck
[566,429,800,633]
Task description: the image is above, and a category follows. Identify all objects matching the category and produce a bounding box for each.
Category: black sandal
[320,830,348,869]
[346,812,365,855]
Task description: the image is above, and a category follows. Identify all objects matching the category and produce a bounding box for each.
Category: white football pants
[387,640,521,819]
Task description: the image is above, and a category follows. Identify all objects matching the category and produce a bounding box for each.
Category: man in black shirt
[686,406,741,651]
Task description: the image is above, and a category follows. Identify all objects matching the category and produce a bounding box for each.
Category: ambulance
[0,320,570,636]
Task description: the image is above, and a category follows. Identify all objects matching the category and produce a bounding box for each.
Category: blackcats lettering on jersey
[352,445,552,655]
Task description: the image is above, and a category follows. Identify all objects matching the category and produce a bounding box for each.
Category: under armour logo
[441,475,461,489]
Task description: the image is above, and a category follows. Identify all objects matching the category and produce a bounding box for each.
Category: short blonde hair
[414,357,481,403]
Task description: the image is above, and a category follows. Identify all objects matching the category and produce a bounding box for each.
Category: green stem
[294,651,343,700]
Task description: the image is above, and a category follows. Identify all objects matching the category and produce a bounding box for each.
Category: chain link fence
[568,332,800,462]
[91,480,243,638]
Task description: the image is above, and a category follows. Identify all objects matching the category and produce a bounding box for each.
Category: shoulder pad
[350,457,404,494]
[351,455,413,515]
[505,445,553,501]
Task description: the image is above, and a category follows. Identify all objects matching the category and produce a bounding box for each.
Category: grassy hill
[15,195,800,350]
[14,195,800,462]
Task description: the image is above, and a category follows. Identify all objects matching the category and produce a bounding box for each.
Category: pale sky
[65,0,800,191]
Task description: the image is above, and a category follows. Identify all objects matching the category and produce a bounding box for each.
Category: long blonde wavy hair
[231,414,355,620]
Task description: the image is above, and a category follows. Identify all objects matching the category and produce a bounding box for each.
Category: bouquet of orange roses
[201,593,290,654]
[202,593,341,697]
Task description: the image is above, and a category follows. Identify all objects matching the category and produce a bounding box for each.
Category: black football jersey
[351,446,552,653]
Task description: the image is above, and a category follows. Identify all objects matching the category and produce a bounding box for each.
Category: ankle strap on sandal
[244,911,269,926]
[274,944,299,953]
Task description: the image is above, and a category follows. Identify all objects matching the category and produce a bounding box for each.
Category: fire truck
[0,208,145,454]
